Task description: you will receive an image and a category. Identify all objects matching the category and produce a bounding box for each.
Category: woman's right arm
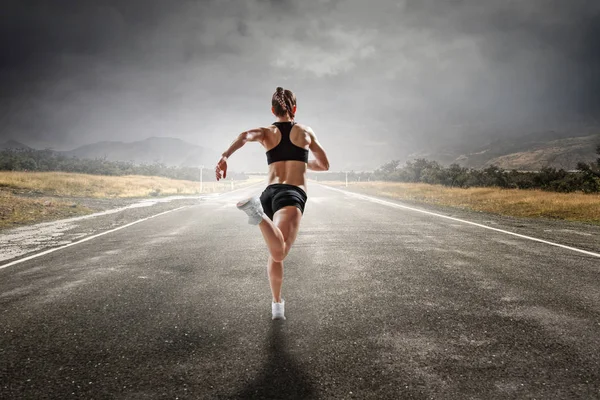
[216,128,265,180]
[221,128,265,159]
[306,127,330,171]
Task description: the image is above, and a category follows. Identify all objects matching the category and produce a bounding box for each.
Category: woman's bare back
[262,123,312,192]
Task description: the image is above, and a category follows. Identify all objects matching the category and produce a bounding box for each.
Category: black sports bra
[266,122,309,165]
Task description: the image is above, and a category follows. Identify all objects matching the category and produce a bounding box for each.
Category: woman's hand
[215,156,228,181]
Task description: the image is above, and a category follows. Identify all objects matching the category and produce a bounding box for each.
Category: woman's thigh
[273,206,302,246]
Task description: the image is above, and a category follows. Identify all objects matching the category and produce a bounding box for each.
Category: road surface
[1,183,599,399]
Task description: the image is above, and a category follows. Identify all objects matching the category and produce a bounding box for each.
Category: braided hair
[272,87,296,119]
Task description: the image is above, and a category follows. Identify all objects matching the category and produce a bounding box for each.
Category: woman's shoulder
[292,122,313,132]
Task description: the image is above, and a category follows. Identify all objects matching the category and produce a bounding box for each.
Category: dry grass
[0,191,93,229]
[0,171,264,229]
[319,181,600,224]
[0,171,261,198]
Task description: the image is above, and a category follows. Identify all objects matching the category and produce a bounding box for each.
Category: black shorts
[259,184,308,220]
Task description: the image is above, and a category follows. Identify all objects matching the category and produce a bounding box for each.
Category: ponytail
[272,87,296,119]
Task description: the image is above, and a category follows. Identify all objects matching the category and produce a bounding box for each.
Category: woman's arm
[306,127,330,171]
[221,128,264,159]
[215,128,265,181]
[307,160,328,171]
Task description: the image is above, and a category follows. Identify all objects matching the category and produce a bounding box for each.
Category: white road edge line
[0,206,190,270]
[318,183,600,259]
[0,180,266,270]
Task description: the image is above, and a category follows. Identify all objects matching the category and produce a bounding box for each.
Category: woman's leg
[267,256,284,303]
[258,206,302,263]
[261,206,302,302]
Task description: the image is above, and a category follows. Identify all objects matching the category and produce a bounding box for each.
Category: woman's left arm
[215,128,265,181]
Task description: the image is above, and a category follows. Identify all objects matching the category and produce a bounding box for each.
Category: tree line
[4,146,599,193]
[310,145,600,193]
[0,149,248,182]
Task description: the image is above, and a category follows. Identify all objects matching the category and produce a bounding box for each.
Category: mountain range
[1,137,217,167]
[2,130,599,171]
[60,137,216,167]
[0,140,32,150]
[407,131,600,171]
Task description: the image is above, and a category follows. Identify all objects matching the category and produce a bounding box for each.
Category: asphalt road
[1,183,599,399]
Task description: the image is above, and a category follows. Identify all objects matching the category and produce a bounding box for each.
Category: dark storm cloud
[569,11,600,115]
[2,2,113,66]
[1,0,210,147]
[1,0,599,169]
[401,0,600,117]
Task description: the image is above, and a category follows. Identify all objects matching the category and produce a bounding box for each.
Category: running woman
[215,87,330,320]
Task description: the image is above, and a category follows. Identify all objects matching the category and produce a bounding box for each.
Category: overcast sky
[1,0,599,171]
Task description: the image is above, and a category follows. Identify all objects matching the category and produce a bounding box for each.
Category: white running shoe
[236,197,265,225]
[272,299,286,320]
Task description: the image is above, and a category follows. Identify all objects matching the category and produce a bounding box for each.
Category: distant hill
[480,135,599,170]
[0,140,31,150]
[409,131,600,171]
[63,137,217,167]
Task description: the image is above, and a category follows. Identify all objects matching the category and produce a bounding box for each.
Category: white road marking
[0,180,267,269]
[319,184,600,259]
[0,206,189,270]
